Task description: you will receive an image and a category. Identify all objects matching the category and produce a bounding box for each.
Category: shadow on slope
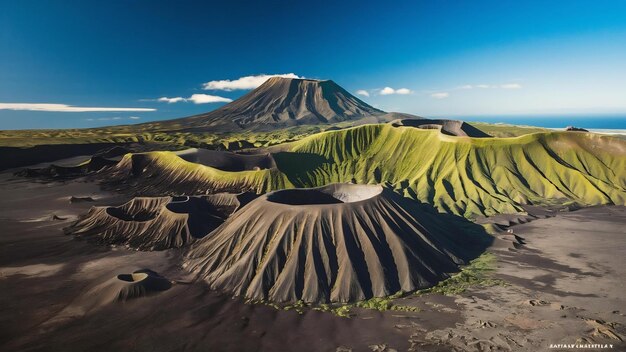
[272,151,331,187]
[175,148,276,171]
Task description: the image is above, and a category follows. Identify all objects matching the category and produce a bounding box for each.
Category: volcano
[184,183,486,303]
[147,77,385,131]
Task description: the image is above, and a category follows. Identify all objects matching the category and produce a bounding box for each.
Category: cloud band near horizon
[0,103,156,112]
[156,94,233,104]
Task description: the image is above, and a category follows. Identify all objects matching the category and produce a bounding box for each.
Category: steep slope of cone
[142,77,384,131]
[185,183,488,303]
[66,193,254,250]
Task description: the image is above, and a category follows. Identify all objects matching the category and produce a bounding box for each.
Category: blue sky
[1,0,626,129]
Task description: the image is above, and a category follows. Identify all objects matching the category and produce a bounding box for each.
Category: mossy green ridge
[276,124,625,217]
[470,122,551,138]
[109,151,292,195]
[103,123,624,218]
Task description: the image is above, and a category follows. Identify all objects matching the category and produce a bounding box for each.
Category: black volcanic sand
[412,206,626,351]
[0,176,452,352]
[1,174,625,351]
[0,143,122,171]
[0,143,170,173]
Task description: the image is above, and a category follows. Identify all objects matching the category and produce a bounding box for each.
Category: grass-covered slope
[107,151,293,195]
[104,124,625,218]
[275,124,625,217]
[470,122,551,138]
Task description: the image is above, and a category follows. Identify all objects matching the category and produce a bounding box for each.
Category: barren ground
[0,173,624,352]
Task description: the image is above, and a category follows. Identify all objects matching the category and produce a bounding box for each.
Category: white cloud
[158,97,186,103]
[0,103,155,112]
[500,83,522,89]
[188,94,233,104]
[380,87,396,95]
[203,73,302,91]
[379,87,412,95]
[459,85,474,90]
[154,94,232,104]
[431,92,450,99]
[356,90,370,97]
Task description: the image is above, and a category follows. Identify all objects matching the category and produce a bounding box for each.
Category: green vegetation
[415,252,506,295]
[353,296,420,313]
[248,294,420,318]
[310,299,420,318]
[278,124,626,217]
[109,123,626,218]
[8,121,625,219]
[111,151,293,195]
[0,121,354,148]
[0,120,564,148]
[311,304,353,318]
[470,122,551,137]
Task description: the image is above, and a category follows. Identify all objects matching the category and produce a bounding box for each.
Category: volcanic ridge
[391,118,491,137]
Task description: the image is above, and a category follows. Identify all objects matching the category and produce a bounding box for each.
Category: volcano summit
[145,77,385,131]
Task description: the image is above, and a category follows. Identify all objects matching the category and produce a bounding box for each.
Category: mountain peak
[155,77,384,131]
[264,76,325,84]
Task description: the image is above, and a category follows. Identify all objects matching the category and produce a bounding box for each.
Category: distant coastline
[433,115,626,131]
[582,129,626,135]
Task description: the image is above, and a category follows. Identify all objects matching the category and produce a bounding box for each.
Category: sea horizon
[432,114,626,130]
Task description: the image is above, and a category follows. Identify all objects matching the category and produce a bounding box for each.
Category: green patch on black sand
[415,252,506,295]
